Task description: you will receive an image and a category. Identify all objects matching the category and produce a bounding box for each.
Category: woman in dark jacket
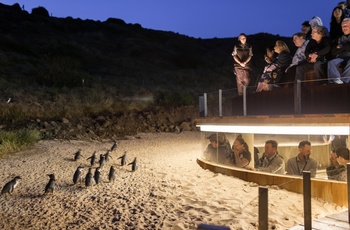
[256,40,292,92]
[295,26,331,83]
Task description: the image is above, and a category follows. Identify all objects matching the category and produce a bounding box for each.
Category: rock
[62,117,70,124]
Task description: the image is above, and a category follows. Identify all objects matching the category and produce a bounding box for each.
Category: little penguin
[99,154,106,168]
[93,167,103,185]
[73,165,84,185]
[128,157,138,172]
[85,168,94,187]
[1,176,21,195]
[73,149,82,161]
[118,151,127,166]
[104,150,112,162]
[87,151,97,166]
[44,174,56,194]
[108,166,116,183]
[110,141,118,152]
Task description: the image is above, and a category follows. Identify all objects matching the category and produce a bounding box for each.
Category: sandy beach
[0,132,346,229]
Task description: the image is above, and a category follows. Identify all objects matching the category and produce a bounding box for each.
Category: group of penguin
[1,141,138,196]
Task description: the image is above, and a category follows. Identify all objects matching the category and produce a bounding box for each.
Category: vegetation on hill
[0,3,295,146]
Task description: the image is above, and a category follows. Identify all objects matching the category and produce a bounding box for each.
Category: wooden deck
[289,211,350,229]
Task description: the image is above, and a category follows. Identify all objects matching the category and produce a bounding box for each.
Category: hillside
[0,3,294,139]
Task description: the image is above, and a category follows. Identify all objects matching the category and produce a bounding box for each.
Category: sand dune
[0,132,346,229]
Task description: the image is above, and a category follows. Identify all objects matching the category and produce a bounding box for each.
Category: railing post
[243,85,247,116]
[219,89,222,117]
[259,186,268,230]
[294,80,301,114]
[347,163,350,223]
[203,93,207,117]
[303,171,312,230]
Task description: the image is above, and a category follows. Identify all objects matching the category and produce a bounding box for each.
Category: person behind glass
[245,140,285,174]
[295,26,331,84]
[330,6,345,43]
[232,136,251,168]
[301,21,312,40]
[231,33,253,96]
[333,146,350,181]
[286,141,318,178]
[328,18,350,84]
[204,133,233,165]
[256,40,292,92]
[327,149,346,180]
[323,134,348,151]
[284,33,310,88]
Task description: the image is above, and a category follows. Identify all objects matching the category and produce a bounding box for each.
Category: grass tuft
[0,129,41,157]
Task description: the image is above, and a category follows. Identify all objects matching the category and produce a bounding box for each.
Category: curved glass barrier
[200,131,346,181]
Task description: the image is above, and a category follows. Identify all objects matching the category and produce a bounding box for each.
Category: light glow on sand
[198,125,350,135]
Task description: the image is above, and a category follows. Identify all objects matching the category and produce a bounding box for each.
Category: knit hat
[309,16,323,28]
[207,133,225,143]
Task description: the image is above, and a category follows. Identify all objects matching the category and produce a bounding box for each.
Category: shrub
[0,129,41,156]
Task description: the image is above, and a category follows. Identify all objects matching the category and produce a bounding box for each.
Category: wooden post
[219,89,222,117]
[303,171,312,230]
[243,85,247,116]
[259,186,268,230]
[347,163,350,223]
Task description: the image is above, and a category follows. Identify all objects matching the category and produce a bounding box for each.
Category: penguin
[128,157,137,172]
[110,141,118,152]
[85,168,94,187]
[73,149,82,161]
[93,167,103,185]
[1,176,21,195]
[118,151,127,166]
[44,174,56,194]
[99,154,106,168]
[87,151,97,166]
[108,166,116,183]
[104,150,112,162]
[73,165,84,185]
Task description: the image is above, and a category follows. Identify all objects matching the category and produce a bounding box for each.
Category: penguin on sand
[44,174,56,194]
[118,151,127,166]
[128,157,138,172]
[73,149,82,161]
[73,165,84,185]
[93,167,102,185]
[85,168,94,187]
[1,176,21,195]
[87,151,97,167]
[108,166,116,183]
[110,141,118,152]
[104,150,112,162]
[99,154,106,168]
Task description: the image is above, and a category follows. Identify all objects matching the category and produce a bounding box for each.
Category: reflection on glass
[200,132,349,181]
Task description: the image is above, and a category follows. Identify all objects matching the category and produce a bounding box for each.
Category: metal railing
[199,77,350,117]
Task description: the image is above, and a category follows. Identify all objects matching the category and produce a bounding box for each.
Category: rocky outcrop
[19,106,199,140]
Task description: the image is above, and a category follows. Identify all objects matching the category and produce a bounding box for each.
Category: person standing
[286,141,318,178]
[232,33,253,96]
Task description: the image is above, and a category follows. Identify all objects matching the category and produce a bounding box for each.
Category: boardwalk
[289,211,350,230]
